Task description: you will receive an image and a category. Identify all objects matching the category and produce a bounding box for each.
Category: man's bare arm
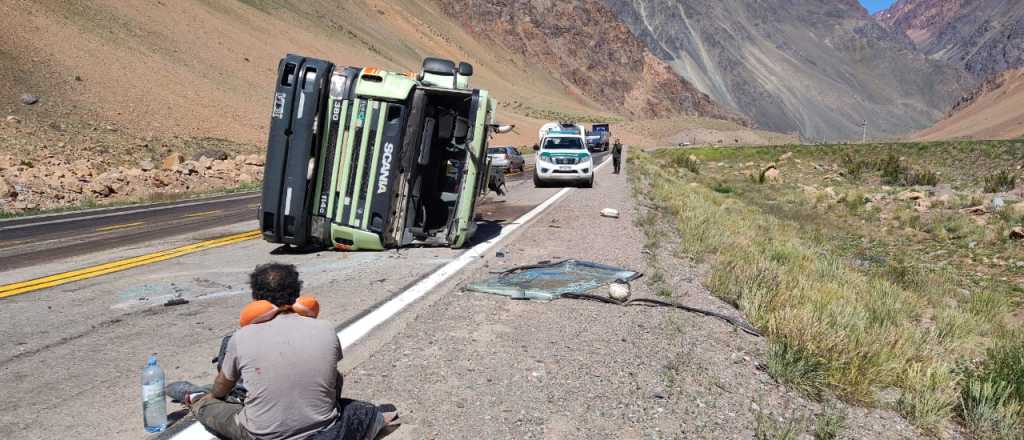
[210,371,236,400]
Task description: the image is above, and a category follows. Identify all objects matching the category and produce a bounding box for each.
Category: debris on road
[20,94,39,105]
[467,259,641,301]
[600,208,620,218]
[608,281,630,301]
[467,260,761,336]
[163,298,189,307]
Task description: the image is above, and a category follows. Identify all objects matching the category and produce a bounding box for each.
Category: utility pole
[860,119,868,143]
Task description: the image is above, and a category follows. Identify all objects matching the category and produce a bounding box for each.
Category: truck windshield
[543,137,584,150]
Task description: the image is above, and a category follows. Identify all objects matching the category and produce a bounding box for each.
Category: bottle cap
[148,355,157,366]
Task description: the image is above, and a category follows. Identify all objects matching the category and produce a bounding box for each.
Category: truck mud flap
[260,54,334,245]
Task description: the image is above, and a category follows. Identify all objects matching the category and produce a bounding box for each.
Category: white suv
[534,133,594,188]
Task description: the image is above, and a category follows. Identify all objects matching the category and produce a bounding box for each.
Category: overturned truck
[260,55,506,250]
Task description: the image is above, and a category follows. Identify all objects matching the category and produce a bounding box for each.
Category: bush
[961,377,1023,439]
[671,154,701,174]
[879,153,908,185]
[906,169,939,186]
[983,170,1017,193]
[767,340,828,397]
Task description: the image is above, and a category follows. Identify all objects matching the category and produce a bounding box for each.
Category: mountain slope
[0,0,609,148]
[877,0,1024,80]
[915,68,1024,140]
[434,0,740,123]
[602,0,966,140]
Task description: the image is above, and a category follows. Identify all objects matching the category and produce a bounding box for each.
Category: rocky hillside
[434,0,740,122]
[877,0,1024,80]
[602,0,966,140]
[915,68,1024,140]
[0,0,747,213]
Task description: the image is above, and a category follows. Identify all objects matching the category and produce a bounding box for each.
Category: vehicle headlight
[579,156,592,165]
[538,154,552,164]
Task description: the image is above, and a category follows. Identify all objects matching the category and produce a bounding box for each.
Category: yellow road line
[95,222,145,232]
[184,210,223,218]
[0,230,261,299]
[247,204,260,209]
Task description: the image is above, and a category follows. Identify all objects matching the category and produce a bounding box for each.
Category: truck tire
[581,175,593,188]
[533,172,545,188]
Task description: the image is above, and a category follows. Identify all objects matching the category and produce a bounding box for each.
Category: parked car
[487,146,525,173]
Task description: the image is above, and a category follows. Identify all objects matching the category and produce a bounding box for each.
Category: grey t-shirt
[222,313,342,440]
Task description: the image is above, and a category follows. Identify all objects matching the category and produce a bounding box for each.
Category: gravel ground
[342,155,926,439]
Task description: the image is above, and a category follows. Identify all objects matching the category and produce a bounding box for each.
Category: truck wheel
[581,176,593,188]
[533,173,545,188]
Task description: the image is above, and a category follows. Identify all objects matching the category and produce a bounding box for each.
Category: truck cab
[259,55,502,250]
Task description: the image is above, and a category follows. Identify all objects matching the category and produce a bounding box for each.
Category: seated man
[168,263,398,440]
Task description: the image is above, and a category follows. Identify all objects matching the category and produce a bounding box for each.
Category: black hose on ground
[560,292,762,337]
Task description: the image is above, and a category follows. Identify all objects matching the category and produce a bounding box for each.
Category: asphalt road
[0,150,605,273]
[0,192,261,271]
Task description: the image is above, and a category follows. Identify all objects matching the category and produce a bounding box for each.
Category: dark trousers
[612,156,621,173]
[193,398,251,440]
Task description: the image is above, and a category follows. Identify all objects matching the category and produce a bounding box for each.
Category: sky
[860,0,897,14]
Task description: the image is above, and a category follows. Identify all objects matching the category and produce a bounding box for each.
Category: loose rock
[5,115,20,124]
[192,148,229,161]
[20,94,39,105]
[139,160,155,171]
[1011,227,1024,240]
[161,152,185,170]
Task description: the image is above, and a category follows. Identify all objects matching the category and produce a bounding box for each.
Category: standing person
[166,263,399,440]
[611,139,623,174]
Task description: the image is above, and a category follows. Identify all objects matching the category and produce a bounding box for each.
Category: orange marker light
[363,67,381,76]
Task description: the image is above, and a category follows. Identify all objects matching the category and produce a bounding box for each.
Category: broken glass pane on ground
[467,260,642,301]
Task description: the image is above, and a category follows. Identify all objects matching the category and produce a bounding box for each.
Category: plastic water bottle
[142,355,167,432]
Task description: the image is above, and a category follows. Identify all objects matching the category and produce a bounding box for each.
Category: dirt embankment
[915,68,1024,140]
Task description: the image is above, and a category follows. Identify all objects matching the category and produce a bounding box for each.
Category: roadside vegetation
[631,140,1024,438]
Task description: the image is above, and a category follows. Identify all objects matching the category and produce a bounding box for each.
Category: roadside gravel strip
[337,157,924,439]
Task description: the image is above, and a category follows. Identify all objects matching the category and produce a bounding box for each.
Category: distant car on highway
[487,146,526,173]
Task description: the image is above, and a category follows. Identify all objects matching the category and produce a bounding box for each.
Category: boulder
[914,198,931,213]
[86,181,112,197]
[139,160,155,171]
[197,157,214,170]
[243,154,264,166]
[1010,227,1024,240]
[897,191,926,201]
[238,173,255,184]
[0,177,15,198]
[161,152,185,170]
[70,159,95,179]
[779,151,793,161]
[4,115,20,125]
[192,148,229,161]
[762,165,780,183]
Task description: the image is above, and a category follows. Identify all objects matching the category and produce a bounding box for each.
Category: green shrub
[672,154,701,174]
[813,403,846,440]
[766,340,827,398]
[961,378,1023,439]
[983,170,1017,193]
[906,169,939,186]
[879,153,908,185]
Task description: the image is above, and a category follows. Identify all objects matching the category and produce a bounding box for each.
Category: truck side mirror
[532,144,539,151]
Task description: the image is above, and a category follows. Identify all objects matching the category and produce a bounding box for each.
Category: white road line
[169,159,610,440]
[0,194,258,232]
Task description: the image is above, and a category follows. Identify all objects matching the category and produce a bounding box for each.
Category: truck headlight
[538,154,552,164]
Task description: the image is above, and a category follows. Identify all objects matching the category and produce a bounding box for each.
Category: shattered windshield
[467,260,641,301]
